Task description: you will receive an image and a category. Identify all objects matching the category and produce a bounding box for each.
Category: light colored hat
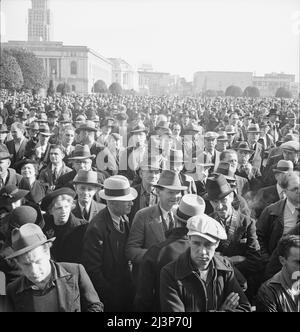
[273,160,294,173]
[6,224,55,260]
[175,194,206,223]
[204,131,219,140]
[217,131,228,141]
[225,125,236,135]
[73,170,102,187]
[153,170,188,191]
[187,214,227,243]
[99,175,138,201]
[247,124,260,133]
[280,140,300,152]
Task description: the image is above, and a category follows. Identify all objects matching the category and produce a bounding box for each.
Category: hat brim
[99,187,138,201]
[0,154,12,160]
[68,154,96,160]
[226,132,236,135]
[247,130,260,134]
[6,237,56,260]
[217,138,229,142]
[39,132,53,136]
[153,184,188,191]
[73,181,103,187]
[187,231,218,244]
[0,130,9,133]
[9,189,30,202]
[75,127,97,134]
[204,188,234,201]
[237,148,254,154]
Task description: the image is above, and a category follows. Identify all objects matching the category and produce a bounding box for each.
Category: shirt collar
[159,203,170,219]
[276,183,284,196]
[286,199,297,215]
[107,206,121,225]
[79,201,92,214]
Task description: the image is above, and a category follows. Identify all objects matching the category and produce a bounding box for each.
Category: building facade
[193,71,253,94]
[253,72,296,97]
[138,70,172,95]
[1,41,112,94]
[28,0,53,42]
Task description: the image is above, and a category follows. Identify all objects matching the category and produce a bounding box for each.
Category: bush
[225,85,243,97]
[56,83,70,95]
[243,86,260,98]
[109,82,122,95]
[275,87,292,98]
[93,80,108,93]
[0,50,23,90]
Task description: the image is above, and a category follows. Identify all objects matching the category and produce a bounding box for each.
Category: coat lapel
[55,265,76,312]
[148,206,166,243]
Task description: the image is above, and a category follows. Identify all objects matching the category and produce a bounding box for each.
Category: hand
[220,292,240,311]
[243,163,252,175]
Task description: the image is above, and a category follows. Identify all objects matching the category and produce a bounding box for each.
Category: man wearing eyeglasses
[257,171,300,268]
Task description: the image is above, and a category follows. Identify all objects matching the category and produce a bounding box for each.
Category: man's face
[0,159,11,177]
[39,134,50,145]
[283,150,298,163]
[63,130,75,145]
[76,184,98,205]
[51,197,73,225]
[79,130,94,144]
[223,152,238,173]
[280,247,300,278]
[72,159,92,172]
[247,132,260,144]
[50,148,64,165]
[158,188,181,211]
[189,235,219,270]
[21,164,36,179]
[0,132,7,143]
[238,150,251,165]
[140,169,160,186]
[285,174,300,207]
[11,126,23,141]
[204,138,217,151]
[210,192,234,220]
[216,140,227,152]
[230,115,239,126]
[173,125,181,136]
[227,133,235,144]
[110,200,134,215]
[16,246,51,286]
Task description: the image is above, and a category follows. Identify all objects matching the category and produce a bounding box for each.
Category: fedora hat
[99,175,138,201]
[15,158,38,174]
[130,123,148,134]
[73,170,102,187]
[212,162,236,181]
[48,110,59,119]
[204,174,234,201]
[38,124,53,136]
[247,124,260,133]
[187,214,227,243]
[6,224,55,260]
[273,160,294,173]
[153,170,188,191]
[75,114,87,123]
[0,124,9,133]
[204,131,218,140]
[175,194,206,223]
[41,187,76,212]
[217,131,228,141]
[0,145,12,160]
[280,140,300,152]
[26,121,40,131]
[75,120,97,134]
[0,185,29,203]
[287,112,296,119]
[36,113,48,123]
[68,145,95,160]
[236,141,254,154]
[155,121,170,131]
[59,113,72,124]
[225,125,236,135]
[267,108,279,117]
[185,123,202,133]
[9,206,38,228]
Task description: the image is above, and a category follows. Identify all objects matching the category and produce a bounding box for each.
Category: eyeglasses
[286,187,299,193]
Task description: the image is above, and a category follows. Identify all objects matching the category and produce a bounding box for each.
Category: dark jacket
[160,249,251,312]
[55,169,77,190]
[72,200,106,222]
[38,162,72,190]
[135,227,189,312]
[253,185,280,218]
[1,168,22,187]
[6,261,103,312]
[235,166,262,192]
[179,173,197,195]
[210,210,262,276]
[81,207,134,312]
[256,199,286,263]
[43,213,88,264]
[6,138,28,169]
[19,178,46,204]
[256,270,299,312]
[235,174,250,197]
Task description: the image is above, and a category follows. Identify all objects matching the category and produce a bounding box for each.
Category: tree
[205,89,217,97]
[109,82,122,95]
[0,49,23,90]
[275,87,292,98]
[56,82,70,95]
[243,86,260,98]
[47,79,55,97]
[93,80,108,93]
[7,48,47,91]
[216,90,225,97]
[225,85,243,97]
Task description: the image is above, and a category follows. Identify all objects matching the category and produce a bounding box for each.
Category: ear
[279,255,285,267]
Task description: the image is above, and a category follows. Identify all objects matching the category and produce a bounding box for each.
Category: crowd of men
[0,88,299,312]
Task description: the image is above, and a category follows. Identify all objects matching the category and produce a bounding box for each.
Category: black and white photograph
[0,0,299,315]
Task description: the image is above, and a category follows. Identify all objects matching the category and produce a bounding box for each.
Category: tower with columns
[28,0,52,42]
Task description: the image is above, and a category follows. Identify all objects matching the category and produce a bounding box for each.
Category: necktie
[83,207,89,221]
[119,217,125,232]
[53,167,58,184]
[168,211,175,230]
[0,177,4,189]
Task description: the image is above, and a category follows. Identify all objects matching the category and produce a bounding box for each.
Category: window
[71,61,77,75]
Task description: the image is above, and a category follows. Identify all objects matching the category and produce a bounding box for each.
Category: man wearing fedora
[257,171,300,267]
[0,124,9,147]
[0,146,22,189]
[135,194,206,312]
[82,175,137,312]
[252,160,294,218]
[39,144,72,192]
[126,170,187,276]
[34,124,53,170]
[205,174,262,299]
[5,223,103,312]
[246,124,264,170]
[267,108,281,142]
[159,214,251,312]
[280,112,299,138]
[6,122,28,169]
[72,170,106,222]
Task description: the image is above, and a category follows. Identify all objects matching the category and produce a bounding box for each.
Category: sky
[1,0,300,82]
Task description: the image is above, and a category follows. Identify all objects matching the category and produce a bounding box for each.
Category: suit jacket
[38,162,72,190]
[6,261,103,312]
[253,185,280,218]
[235,174,250,197]
[1,168,22,187]
[18,178,46,204]
[249,141,264,170]
[6,138,28,169]
[126,205,167,265]
[236,165,262,192]
[72,200,106,222]
[81,207,134,312]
